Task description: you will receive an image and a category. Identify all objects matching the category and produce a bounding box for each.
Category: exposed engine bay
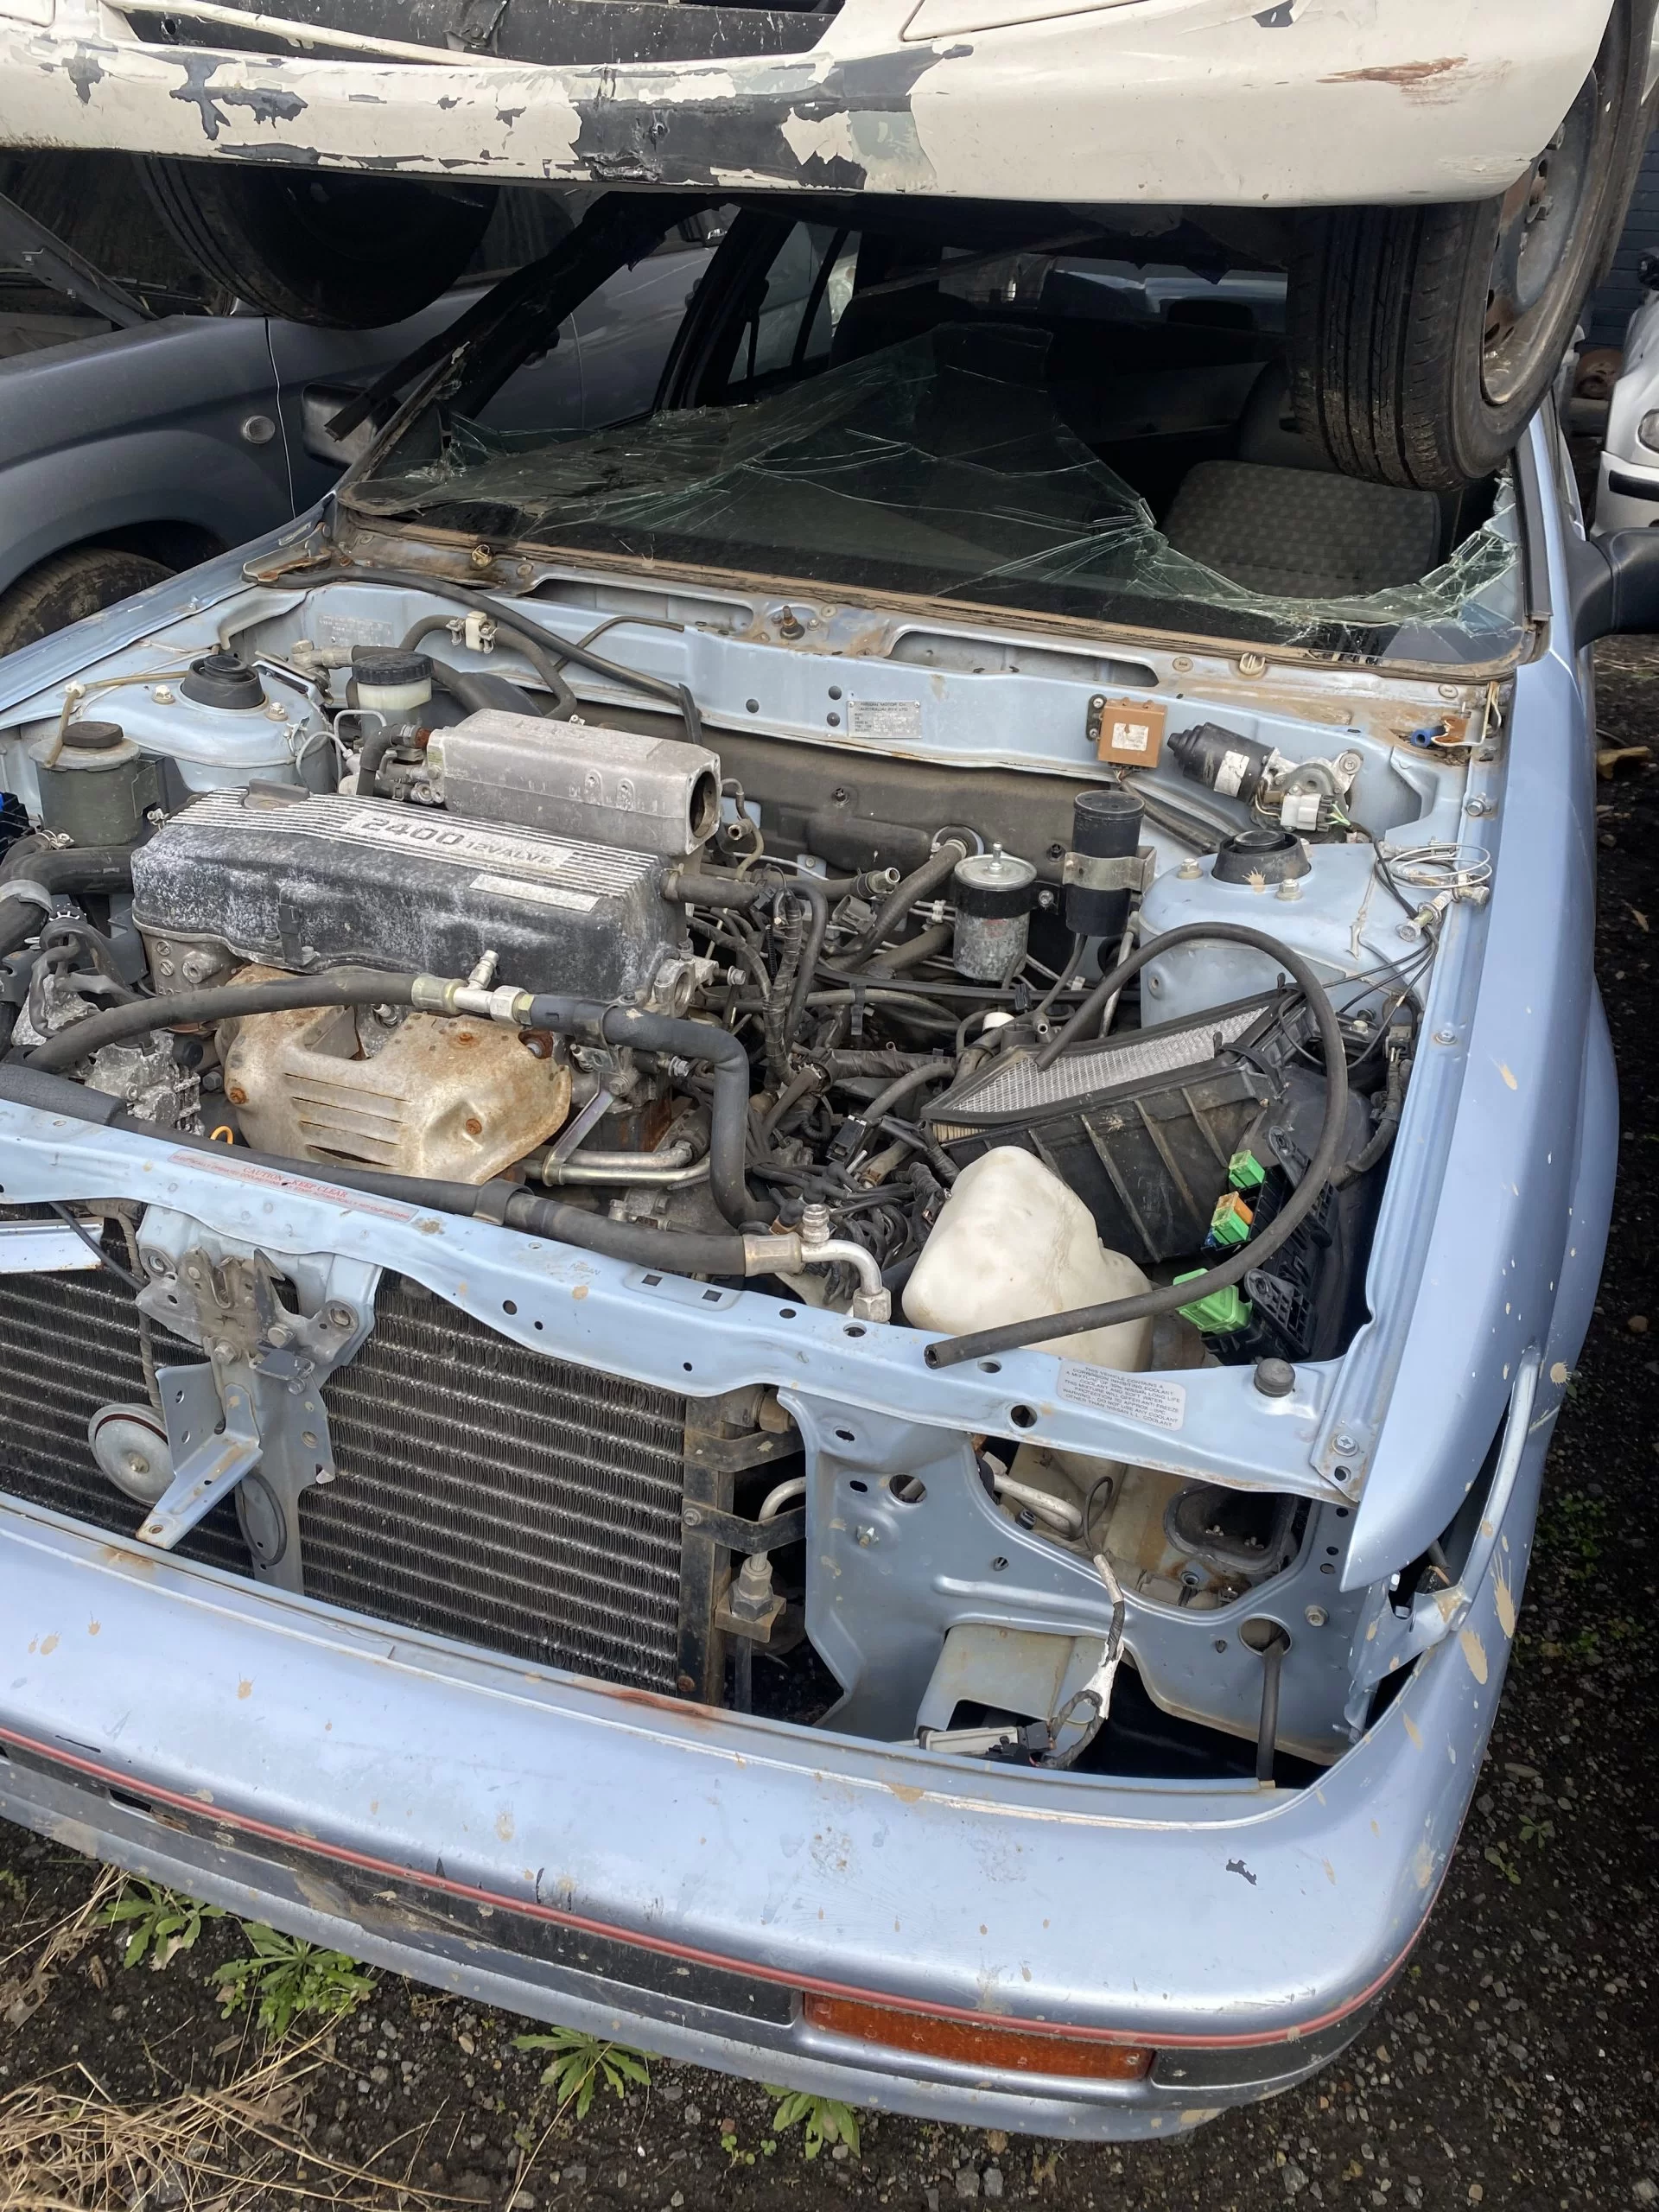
[0,592,1498,1781]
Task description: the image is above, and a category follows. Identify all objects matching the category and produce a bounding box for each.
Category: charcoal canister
[1063,785,1145,946]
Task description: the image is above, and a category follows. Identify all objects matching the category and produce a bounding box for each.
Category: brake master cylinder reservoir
[951,846,1036,982]
[349,646,434,715]
[904,1148,1153,1370]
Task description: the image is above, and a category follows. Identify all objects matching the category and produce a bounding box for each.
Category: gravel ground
[3,646,1658,2212]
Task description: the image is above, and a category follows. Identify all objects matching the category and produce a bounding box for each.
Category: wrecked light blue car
[0,194,1646,2139]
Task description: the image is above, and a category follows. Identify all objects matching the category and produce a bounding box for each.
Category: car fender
[1338,425,1609,1589]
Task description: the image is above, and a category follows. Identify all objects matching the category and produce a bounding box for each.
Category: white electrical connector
[1278,790,1325,835]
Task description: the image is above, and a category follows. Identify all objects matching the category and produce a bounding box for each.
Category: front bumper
[0,0,1608,205]
[0,1397,1541,2141]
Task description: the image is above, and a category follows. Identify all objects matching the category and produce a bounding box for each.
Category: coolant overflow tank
[426,709,721,857]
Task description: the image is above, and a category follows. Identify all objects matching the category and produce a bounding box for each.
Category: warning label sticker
[1056,1362,1187,1431]
[168,1151,418,1223]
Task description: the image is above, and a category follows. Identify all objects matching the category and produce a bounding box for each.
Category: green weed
[512,2027,650,2121]
[1538,1491,1609,1582]
[767,2087,862,2160]
[212,1923,372,2037]
[99,1878,224,1970]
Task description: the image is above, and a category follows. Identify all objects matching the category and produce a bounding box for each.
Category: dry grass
[0,1868,124,2032]
[0,2034,467,2210]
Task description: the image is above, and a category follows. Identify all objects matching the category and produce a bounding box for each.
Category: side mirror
[1570,528,1659,646]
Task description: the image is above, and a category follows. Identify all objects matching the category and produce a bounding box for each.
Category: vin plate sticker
[1057,1362,1186,1431]
[849,699,922,741]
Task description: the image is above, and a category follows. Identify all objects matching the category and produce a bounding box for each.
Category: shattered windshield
[353,322,1522,661]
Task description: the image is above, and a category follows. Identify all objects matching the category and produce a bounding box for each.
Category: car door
[0,311,293,598]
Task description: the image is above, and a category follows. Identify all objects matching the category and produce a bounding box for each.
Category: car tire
[1288,0,1653,488]
[138,161,498,329]
[0,547,172,656]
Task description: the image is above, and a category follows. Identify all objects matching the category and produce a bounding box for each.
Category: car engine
[0,620,1483,1771]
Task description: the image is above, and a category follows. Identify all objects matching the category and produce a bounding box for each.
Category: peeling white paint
[0,0,1618,203]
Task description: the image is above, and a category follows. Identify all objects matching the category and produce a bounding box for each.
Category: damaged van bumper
[0,1415,1535,2141]
[0,0,1624,207]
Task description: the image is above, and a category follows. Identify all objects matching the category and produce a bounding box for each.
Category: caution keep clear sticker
[1056,1362,1187,1431]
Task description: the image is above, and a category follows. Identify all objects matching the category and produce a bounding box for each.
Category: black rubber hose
[523,995,757,1229]
[0,838,137,960]
[827,838,968,970]
[0,1064,759,1274]
[664,869,827,1053]
[839,1061,954,1160]
[405,628,574,720]
[352,721,406,799]
[307,563,696,739]
[923,923,1350,1369]
[1334,1055,1407,1188]
[764,896,804,1087]
[399,594,569,718]
[785,874,830,1044]
[16,965,762,1230]
[21,969,418,1072]
[664,872,769,910]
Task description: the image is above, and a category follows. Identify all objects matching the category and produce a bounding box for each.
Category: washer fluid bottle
[904,1147,1153,1370]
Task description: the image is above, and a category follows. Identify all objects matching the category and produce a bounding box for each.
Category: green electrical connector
[1228,1148,1267,1192]
[1175,1270,1252,1334]
[1206,1191,1255,1249]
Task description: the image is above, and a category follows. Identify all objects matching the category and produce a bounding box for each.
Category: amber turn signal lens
[804,1994,1154,2081]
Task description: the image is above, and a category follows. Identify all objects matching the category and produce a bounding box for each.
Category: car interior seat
[1159,359,1446,599]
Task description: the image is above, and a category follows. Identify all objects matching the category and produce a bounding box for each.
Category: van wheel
[0,547,171,656]
[139,161,497,329]
[1288,1,1651,488]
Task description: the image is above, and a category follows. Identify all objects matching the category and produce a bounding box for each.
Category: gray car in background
[0,184,713,652]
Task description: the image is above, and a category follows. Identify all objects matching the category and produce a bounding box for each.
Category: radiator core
[0,1255,689,1693]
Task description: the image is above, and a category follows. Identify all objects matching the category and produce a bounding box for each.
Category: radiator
[0,1228,245,1572]
[0,1249,689,1694]
[312,1276,688,1690]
